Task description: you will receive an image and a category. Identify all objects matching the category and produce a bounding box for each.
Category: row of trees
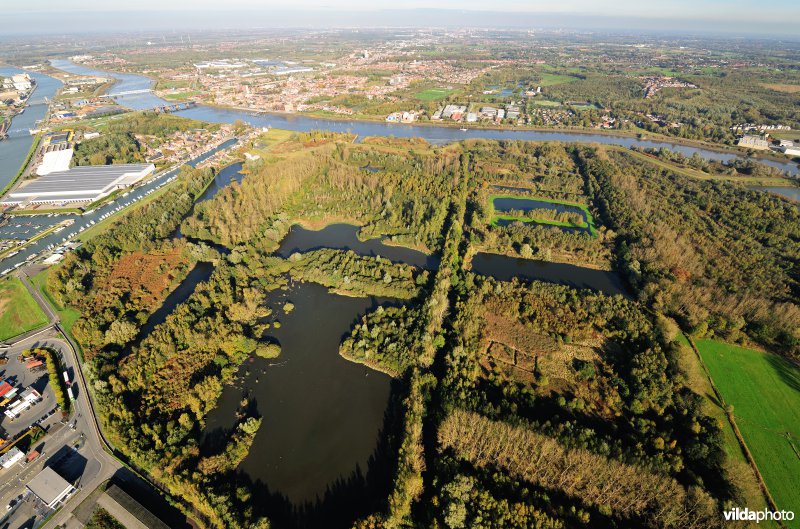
[439,409,721,529]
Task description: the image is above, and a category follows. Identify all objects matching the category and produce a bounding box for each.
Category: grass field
[675,334,775,525]
[533,100,562,107]
[538,73,579,86]
[696,339,800,525]
[413,88,453,101]
[163,91,201,101]
[0,275,48,341]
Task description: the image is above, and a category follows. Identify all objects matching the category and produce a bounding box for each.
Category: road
[0,270,123,528]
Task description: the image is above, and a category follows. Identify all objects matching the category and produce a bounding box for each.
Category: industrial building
[37,148,74,176]
[27,467,75,508]
[2,163,155,206]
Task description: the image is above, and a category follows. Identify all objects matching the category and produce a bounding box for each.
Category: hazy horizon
[3,4,800,38]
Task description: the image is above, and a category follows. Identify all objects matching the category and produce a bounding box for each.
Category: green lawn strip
[0,275,49,341]
[488,193,597,236]
[6,208,83,216]
[30,267,81,337]
[696,339,800,525]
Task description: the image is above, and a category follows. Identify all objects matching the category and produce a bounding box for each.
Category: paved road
[2,333,121,529]
[0,270,123,528]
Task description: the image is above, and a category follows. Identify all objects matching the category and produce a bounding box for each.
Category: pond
[470,252,627,296]
[137,262,215,339]
[492,196,591,233]
[276,223,440,269]
[202,281,396,523]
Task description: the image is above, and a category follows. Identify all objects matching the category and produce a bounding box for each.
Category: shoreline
[202,102,800,166]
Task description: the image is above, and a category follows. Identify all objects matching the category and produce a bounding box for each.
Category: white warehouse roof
[37,149,74,176]
[5,163,154,205]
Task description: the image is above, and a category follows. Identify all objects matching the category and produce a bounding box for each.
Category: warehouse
[2,163,155,205]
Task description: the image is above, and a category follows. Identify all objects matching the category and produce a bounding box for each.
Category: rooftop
[6,163,154,204]
[27,467,74,507]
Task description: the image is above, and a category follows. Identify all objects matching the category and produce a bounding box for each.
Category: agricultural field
[761,83,800,94]
[0,275,48,341]
[696,339,800,526]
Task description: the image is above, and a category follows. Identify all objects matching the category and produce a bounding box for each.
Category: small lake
[470,252,627,296]
[492,196,590,233]
[276,223,439,269]
[203,281,395,516]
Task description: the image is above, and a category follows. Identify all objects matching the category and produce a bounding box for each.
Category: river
[43,61,800,177]
[4,60,800,273]
[0,68,62,192]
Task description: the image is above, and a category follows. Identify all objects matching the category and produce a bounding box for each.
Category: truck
[62,371,70,385]
[67,386,75,402]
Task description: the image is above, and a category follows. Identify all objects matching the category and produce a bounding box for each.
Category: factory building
[2,163,155,206]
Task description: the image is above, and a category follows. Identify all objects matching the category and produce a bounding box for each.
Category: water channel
[470,252,628,296]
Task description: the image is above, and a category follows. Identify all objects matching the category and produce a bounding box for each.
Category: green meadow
[0,276,48,341]
[696,339,800,526]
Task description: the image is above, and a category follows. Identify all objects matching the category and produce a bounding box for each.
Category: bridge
[107,89,153,97]
[142,101,198,113]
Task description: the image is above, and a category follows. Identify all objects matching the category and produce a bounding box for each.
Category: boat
[460,128,467,131]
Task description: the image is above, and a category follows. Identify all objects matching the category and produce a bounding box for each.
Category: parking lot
[0,350,58,438]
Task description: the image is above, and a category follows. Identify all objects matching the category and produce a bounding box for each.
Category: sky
[4,1,800,37]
